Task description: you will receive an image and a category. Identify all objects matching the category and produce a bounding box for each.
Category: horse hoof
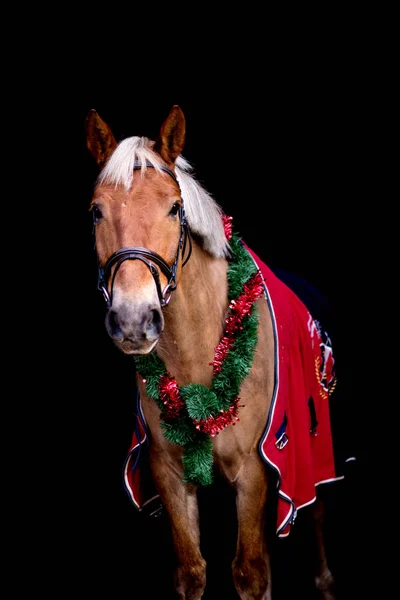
[315,572,335,600]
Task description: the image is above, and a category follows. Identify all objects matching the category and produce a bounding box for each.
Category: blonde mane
[98,137,231,259]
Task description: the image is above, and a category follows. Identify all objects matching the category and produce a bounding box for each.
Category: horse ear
[154,105,186,164]
[85,109,118,168]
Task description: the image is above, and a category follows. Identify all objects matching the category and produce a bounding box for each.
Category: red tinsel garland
[211,271,264,374]
[223,214,233,240]
[159,374,185,419]
[193,396,244,436]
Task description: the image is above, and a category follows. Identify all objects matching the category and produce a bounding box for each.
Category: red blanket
[124,244,343,535]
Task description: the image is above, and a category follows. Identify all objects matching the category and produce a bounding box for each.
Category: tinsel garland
[134,219,264,485]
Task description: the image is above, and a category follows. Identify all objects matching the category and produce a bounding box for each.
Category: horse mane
[97,136,231,259]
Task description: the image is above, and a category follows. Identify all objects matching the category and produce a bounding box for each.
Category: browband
[133,159,179,185]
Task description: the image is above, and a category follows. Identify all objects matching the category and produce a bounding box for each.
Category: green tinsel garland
[134,232,261,485]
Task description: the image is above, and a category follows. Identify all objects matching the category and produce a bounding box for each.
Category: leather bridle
[92,160,192,308]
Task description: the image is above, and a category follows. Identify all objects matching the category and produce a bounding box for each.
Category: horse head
[86,106,188,355]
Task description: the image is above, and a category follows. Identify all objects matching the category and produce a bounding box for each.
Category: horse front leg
[232,457,272,600]
[149,447,206,600]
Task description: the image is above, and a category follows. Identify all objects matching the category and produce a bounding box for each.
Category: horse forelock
[97,136,231,260]
[97,137,158,189]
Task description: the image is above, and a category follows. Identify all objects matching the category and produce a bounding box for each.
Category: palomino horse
[85,105,350,599]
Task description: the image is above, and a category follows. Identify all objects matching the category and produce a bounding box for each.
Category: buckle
[275,432,289,450]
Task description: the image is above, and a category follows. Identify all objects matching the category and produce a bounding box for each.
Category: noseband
[93,160,192,308]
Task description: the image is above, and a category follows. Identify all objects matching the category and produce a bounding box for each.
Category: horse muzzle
[105,301,164,355]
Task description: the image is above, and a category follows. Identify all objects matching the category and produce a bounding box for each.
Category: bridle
[92,160,192,308]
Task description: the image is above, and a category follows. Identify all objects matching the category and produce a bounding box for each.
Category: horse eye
[92,205,103,223]
[169,202,180,217]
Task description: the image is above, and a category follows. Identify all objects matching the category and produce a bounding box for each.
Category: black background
[22,31,386,598]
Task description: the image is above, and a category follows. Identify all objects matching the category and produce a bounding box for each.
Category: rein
[93,160,192,308]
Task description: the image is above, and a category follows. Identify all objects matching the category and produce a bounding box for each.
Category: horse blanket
[124,243,355,536]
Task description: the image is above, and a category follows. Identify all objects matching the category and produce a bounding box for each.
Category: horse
[85,105,353,599]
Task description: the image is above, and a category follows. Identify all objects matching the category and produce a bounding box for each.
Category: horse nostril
[146,309,163,339]
[107,309,123,340]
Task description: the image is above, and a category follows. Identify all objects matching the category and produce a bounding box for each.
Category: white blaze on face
[111,274,161,311]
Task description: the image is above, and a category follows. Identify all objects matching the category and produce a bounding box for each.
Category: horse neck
[157,240,229,387]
